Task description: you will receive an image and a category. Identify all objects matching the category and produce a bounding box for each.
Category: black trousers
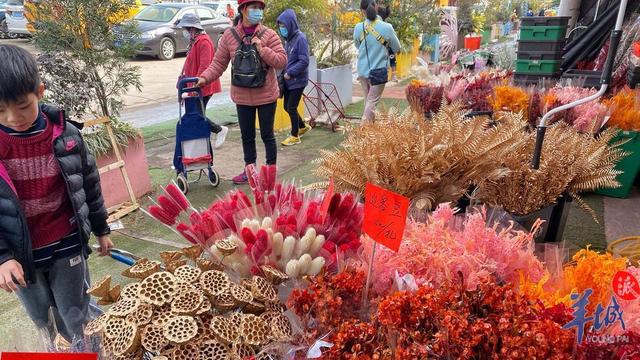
[283,87,306,137]
[236,102,277,165]
[201,95,222,134]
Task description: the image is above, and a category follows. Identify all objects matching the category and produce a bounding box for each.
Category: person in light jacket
[354,0,401,122]
[196,0,287,185]
[277,9,311,146]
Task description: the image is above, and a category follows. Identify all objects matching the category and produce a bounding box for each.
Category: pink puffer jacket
[202,23,287,106]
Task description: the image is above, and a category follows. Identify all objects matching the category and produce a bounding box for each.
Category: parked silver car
[4,0,29,37]
[118,2,231,60]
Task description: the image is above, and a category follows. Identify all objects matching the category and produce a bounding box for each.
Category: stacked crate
[514,17,570,86]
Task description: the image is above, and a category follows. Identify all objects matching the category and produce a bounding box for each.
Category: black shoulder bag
[363,22,389,86]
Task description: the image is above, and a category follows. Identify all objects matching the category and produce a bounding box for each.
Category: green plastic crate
[520,26,567,41]
[515,59,560,75]
[596,130,640,198]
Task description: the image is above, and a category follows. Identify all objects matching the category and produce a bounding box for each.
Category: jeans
[16,252,101,345]
[202,95,222,134]
[283,87,306,137]
[236,102,277,165]
[359,77,386,122]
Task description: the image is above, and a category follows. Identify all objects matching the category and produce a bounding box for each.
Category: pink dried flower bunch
[359,203,544,294]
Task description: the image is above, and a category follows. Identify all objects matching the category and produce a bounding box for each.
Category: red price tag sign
[612,270,640,301]
[2,353,97,360]
[320,177,335,223]
[362,183,409,252]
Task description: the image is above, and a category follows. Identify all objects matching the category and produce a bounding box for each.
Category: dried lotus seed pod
[125,303,154,326]
[159,251,183,265]
[138,271,177,306]
[112,321,140,356]
[87,275,111,298]
[104,317,127,340]
[260,265,289,285]
[240,314,270,346]
[141,325,169,353]
[120,282,140,299]
[232,342,256,359]
[197,257,223,272]
[171,343,200,360]
[209,316,238,345]
[199,270,230,297]
[166,259,189,273]
[174,265,202,284]
[199,340,230,360]
[271,313,293,341]
[163,316,198,345]
[230,284,254,305]
[171,289,205,315]
[215,239,238,256]
[181,245,203,262]
[84,312,109,337]
[251,276,278,302]
[108,298,141,317]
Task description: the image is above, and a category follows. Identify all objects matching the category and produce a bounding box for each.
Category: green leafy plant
[32,0,142,154]
[381,0,440,50]
[316,39,354,69]
[264,0,329,55]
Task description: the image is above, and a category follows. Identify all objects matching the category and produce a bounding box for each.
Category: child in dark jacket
[0,44,113,349]
[277,9,311,146]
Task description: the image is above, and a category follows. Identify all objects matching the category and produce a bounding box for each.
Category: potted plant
[33,0,151,209]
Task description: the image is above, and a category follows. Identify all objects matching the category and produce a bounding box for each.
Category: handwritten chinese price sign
[362,183,409,252]
[612,270,640,301]
[2,353,97,360]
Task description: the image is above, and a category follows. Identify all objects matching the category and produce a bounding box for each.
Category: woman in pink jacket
[196,0,287,184]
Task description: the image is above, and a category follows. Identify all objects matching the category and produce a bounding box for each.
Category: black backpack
[229,28,268,88]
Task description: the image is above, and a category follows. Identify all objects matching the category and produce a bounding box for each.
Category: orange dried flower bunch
[606,87,640,131]
[491,84,531,117]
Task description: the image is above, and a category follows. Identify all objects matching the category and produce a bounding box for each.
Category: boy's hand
[0,260,26,292]
[96,235,114,256]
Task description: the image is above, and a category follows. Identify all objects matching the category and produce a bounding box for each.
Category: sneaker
[281,136,301,146]
[213,126,229,149]
[298,124,312,137]
[232,171,248,185]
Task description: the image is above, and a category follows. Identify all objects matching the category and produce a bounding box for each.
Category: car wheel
[158,37,176,60]
[0,19,8,39]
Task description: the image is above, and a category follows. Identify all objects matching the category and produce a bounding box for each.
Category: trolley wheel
[331,122,339,132]
[309,119,317,128]
[177,174,189,194]
[208,168,220,187]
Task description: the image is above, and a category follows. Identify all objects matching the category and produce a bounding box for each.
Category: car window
[134,5,180,22]
[6,0,22,5]
[204,3,219,11]
[196,8,215,21]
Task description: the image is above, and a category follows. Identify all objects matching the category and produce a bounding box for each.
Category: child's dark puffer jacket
[0,105,110,283]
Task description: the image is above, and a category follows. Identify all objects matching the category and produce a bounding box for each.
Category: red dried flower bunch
[288,270,367,334]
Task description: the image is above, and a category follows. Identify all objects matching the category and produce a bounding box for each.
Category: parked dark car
[118,2,231,60]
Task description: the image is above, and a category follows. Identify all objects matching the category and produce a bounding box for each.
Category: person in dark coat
[277,9,311,146]
[0,44,112,348]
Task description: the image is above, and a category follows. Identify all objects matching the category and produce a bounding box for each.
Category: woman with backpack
[196,0,286,185]
[177,13,229,149]
[277,9,311,146]
[353,0,401,122]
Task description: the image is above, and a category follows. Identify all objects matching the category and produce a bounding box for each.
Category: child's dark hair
[0,44,41,103]
[360,0,378,22]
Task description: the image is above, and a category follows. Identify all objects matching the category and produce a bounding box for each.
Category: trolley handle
[178,77,203,100]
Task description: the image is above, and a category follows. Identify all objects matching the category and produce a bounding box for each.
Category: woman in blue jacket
[354,0,401,122]
[277,9,311,146]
